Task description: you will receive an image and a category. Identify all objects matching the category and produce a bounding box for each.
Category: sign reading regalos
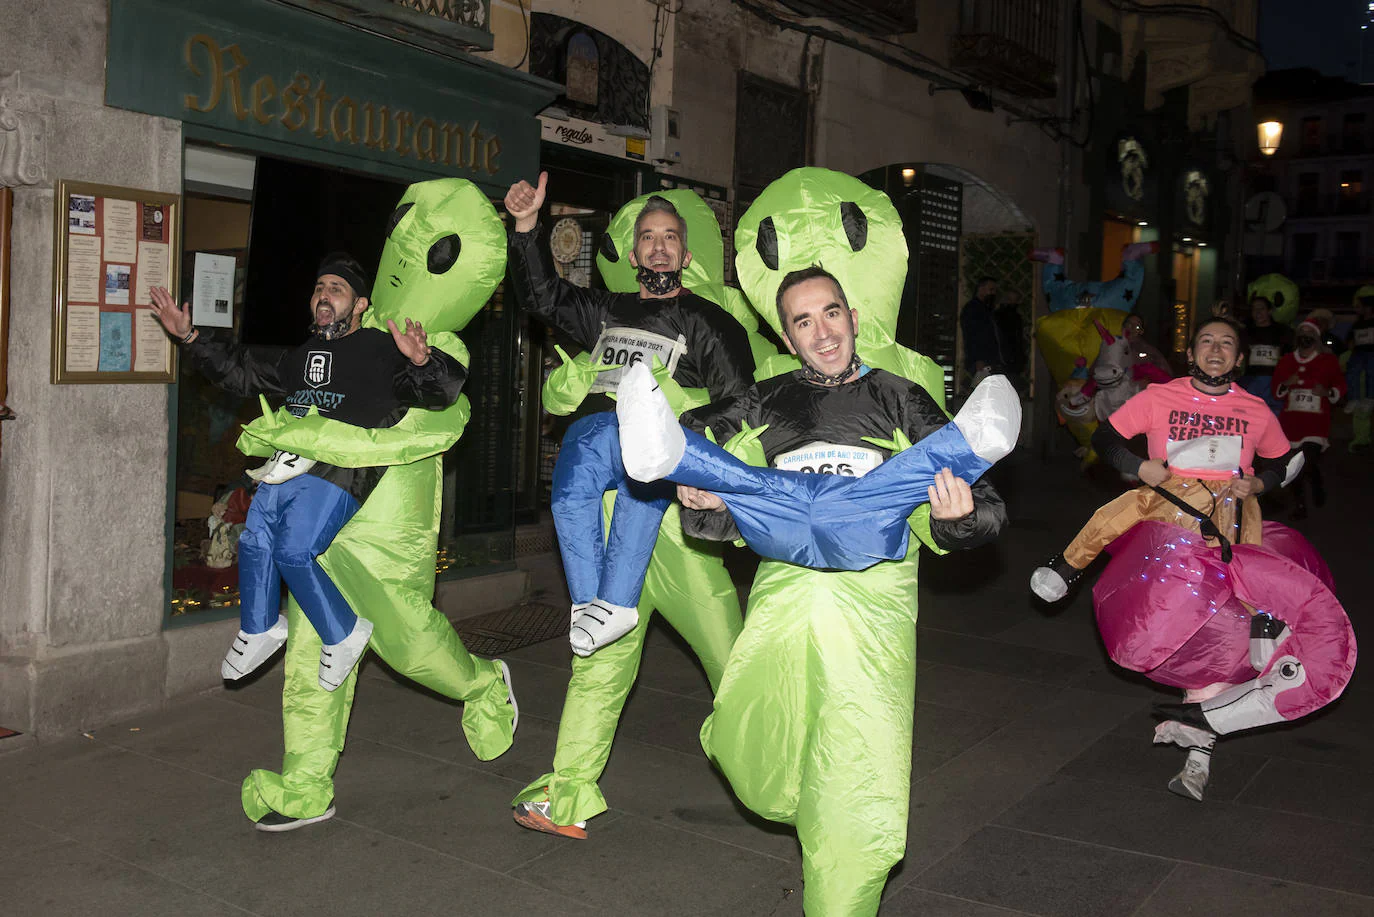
[181,34,501,175]
[104,0,556,192]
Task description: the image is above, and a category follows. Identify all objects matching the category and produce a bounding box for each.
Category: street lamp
[1257,120,1284,156]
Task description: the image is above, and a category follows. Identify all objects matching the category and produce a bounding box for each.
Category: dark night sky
[1260,0,1368,80]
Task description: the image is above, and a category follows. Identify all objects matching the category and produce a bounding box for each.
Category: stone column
[0,0,183,736]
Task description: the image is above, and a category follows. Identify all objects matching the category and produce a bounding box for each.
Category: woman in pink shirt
[1032,318,1296,603]
[1030,318,1303,801]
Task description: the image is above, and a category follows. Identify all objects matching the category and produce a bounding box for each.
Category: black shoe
[1029,553,1084,602]
[254,803,336,833]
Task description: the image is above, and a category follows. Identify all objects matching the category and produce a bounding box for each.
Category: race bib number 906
[588,326,687,394]
[773,442,884,478]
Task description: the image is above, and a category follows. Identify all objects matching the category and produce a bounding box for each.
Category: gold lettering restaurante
[181,34,502,175]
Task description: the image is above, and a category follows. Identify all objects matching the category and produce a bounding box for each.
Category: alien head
[367,178,506,335]
[734,168,906,350]
[1245,273,1300,326]
[595,188,726,307]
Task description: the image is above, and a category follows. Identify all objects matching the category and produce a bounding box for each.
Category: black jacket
[679,368,1006,551]
[507,225,754,415]
[184,327,466,500]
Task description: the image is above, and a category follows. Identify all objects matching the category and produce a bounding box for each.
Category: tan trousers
[1063,476,1262,570]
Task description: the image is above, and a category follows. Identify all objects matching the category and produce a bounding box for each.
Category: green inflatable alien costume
[701,168,960,916]
[509,189,775,830]
[233,179,517,824]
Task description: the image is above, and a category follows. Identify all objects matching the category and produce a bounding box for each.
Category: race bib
[773,441,884,478]
[1166,434,1242,472]
[1287,388,1322,413]
[587,325,687,394]
[1249,343,1279,368]
[1355,327,1374,347]
[248,450,316,484]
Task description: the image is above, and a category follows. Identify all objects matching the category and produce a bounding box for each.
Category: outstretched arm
[151,286,287,396]
[504,173,616,348]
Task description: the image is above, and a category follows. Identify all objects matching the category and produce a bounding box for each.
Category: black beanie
[316,252,371,300]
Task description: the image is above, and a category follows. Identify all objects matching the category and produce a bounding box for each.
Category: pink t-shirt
[1108,377,1290,479]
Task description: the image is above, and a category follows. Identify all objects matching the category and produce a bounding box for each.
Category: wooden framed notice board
[51,179,181,383]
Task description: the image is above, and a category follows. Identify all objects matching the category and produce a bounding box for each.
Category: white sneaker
[570,601,590,629]
[569,599,639,657]
[1153,719,1216,751]
[1167,749,1211,801]
[616,362,685,482]
[222,615,289,680]
[254,804,336,833]
[953,375,1021,463]
[318,616,374,692]
[497,659,519,735]
[1030,566,1069,602]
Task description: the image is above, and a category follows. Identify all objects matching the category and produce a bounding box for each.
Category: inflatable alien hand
[543,345,618,416]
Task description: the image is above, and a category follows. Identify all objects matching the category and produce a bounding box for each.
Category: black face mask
[312,316,353,341]
[1188,361,1237,387]
[798,352,863,385]
[636,265,682,296]
[1296,335,1318,349]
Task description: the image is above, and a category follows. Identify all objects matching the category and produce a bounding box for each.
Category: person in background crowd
[1238,295,1290,416]
[1273,320,1347,519]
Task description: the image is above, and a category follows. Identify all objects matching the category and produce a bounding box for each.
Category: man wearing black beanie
[149,252,466,699]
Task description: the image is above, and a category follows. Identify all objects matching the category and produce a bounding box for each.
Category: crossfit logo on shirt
[1167,409,1250,441]
[306,351,332,388]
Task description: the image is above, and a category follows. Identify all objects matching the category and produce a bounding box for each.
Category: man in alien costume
[232,179,518,830]
[509,189,776,837]
[697,168,1000,915]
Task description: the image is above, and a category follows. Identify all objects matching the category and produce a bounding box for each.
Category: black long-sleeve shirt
[678,368,1007,552]
[506,225,754,415]
[184,327,466,500]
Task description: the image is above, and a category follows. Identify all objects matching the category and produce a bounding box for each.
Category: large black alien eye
[387,202,414,237]
[599,231,620,263]
[840,202,868,251]
[756,216,779,271]
[427,234,461,274]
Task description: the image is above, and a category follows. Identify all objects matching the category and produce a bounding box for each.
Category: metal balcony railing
[391,0,489,28]
[951,0,1059,99]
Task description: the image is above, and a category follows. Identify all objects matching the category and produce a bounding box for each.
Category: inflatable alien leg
[242,453,516,822]
[242,596,357,822]
[702,552,920,917]
[510,502,742,827]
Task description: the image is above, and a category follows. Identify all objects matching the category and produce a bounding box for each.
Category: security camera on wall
[650,104,682,164]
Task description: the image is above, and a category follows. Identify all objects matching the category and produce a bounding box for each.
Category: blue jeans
[551,412,991,607]
[238,474,360,645]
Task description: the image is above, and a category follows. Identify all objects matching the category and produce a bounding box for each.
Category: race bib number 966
[773,442,884,478]
[588,326,687,394]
